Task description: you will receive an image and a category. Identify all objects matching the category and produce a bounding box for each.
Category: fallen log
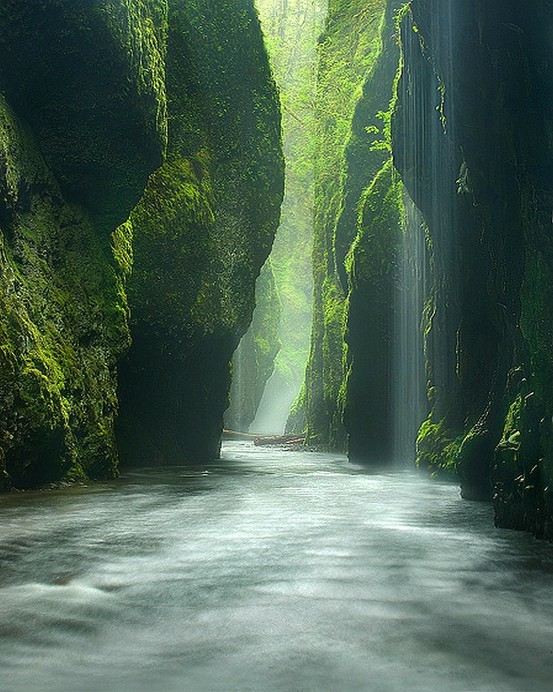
[222,430,306,446]
[254,434,306,447]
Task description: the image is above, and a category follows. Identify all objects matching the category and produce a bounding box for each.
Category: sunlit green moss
[294,0,390,448]
[0,3,167,489]
[0,95,139,489]
[416,416,464,479]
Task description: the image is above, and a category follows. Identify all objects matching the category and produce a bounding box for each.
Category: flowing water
[1,442,553,692]
[392,193,428,464]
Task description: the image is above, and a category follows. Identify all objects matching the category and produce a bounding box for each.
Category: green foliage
[234,0,326,424]
[416,416,464,479]
[296,0,403,449]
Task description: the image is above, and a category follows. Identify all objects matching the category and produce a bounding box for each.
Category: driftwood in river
[253,434,306,447]
[222,430,306,446]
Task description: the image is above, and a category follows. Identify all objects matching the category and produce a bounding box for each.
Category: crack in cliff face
[226,0,327,437]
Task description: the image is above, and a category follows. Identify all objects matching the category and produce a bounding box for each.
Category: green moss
[0,0,282,486]
[495,387,545,534]
[346,160,403,283]
[416,416,464,479]
[118,0,284,465]
[0,0,168,489]
[296,0,391,448]
[0,90,139,488]
[0,0,167,233]
[343,157,407,462]
[493,249,553,535]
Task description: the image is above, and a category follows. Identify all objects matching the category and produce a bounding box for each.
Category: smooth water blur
[1,442,553,692]
[392,194,427,464]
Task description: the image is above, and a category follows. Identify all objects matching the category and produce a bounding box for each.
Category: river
[1,442,553,691]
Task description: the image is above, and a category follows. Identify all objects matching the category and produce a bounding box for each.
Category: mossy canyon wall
[299,0,553,539]
[290,0,403,448]
[395,0,553,539]
[3,0,553,543]
[0,0,283,488]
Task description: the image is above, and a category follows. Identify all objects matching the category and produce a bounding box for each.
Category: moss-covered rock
[339,1,412,465]
[117,0,284,466]
[293,0,392,449]
[0,0,167,233]
[0,0,282,485]
[0,1,166,489]
[393,0,553,534]
[343,159,403,463]
[0,2,167,491]
[494,249,553,538]
[0,88,147,489]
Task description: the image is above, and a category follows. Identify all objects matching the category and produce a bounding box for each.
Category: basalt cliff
[0,0,283,488]
[297,0,553,539]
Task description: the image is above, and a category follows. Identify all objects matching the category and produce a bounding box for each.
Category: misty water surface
[1,442,553,691]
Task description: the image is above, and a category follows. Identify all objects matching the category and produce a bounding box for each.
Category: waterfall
[392,193,427,465]
[391,0,459,466]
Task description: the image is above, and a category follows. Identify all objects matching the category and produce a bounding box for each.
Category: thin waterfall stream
[392,193,428,465]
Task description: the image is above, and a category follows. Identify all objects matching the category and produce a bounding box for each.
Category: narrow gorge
[1,0,552,540]
[1,2,553,690]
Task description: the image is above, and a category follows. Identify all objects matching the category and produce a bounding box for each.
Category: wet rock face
[294,0,393,451]
[396,0,553,535]
[225,262,282,434]
[0,2,167,489]
[340,1,406,465]
[117,0,284,466]
[0,0,167,233]
[296,0,421,464]
[0,0,282,486]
